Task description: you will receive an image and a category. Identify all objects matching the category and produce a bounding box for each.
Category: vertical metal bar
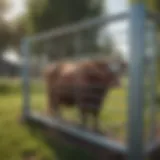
[127,2,146,160]
[148,21,157,143]
[21,38,30,118]
[74,33,81,58]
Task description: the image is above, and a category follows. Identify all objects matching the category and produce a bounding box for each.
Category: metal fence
[21,1,160,160]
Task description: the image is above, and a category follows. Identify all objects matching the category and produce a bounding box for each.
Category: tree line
[0,0,108,56]
[0,0,159,69]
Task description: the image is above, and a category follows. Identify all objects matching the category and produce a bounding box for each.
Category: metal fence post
[74,33,82,57]
[128,1,146,160]
[148,21,157,143]
[21,38,30,118]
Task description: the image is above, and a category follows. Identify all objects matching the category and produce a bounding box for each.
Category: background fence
[21,2,160,160]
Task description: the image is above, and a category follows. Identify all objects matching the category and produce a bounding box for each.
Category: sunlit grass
[0,78,159,160]
[29,77,128,143]
[0,93,56,160]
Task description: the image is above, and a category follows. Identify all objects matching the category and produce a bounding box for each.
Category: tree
[0,0,10,17]
[26,0,103,33]
[25,0,104,59]
[10,17,27,52]
[0,19,12,54]
[0,0,27,54]
[144,0,160,98]
[0,0,12,54]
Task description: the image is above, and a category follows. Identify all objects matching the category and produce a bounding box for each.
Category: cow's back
[50,62,79,106]
[44,59,122,110]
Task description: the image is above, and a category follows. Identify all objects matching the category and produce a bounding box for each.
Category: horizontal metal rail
[28,112,127,154]
[26,112,160,156]
[50,86,128,92]
[27,12,129,42]
[44,54,128,64]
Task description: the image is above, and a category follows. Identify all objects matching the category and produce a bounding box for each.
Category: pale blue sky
[104,0,129,60]
[105,0,129,14]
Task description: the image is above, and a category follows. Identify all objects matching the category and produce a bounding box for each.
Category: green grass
[0,78,159,160]
[30,78,128,142]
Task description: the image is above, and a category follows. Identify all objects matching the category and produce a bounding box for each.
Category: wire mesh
[21,10,160,150]
[144,18,160,146]
[25,15,129,145]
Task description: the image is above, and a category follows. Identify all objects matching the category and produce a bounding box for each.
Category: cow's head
[91,57,127,89]
[107,57,127,88]
[108,55,127,72]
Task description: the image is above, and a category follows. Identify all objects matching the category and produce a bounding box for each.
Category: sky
[104,0,129,60]
[4,0,129,62]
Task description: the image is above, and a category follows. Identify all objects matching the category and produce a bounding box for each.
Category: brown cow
[44,57,127,131]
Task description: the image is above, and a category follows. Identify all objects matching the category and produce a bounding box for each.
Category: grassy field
[0,78,159,160]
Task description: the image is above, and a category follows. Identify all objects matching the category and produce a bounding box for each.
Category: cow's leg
[92,109,101,133]
[54,104,62,120]
[47,91,62,120]
[51,98,62,121]
[79,108,88,129]
[46,90,55,116]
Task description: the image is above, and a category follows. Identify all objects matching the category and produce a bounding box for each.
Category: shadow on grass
[26,122,96,160]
